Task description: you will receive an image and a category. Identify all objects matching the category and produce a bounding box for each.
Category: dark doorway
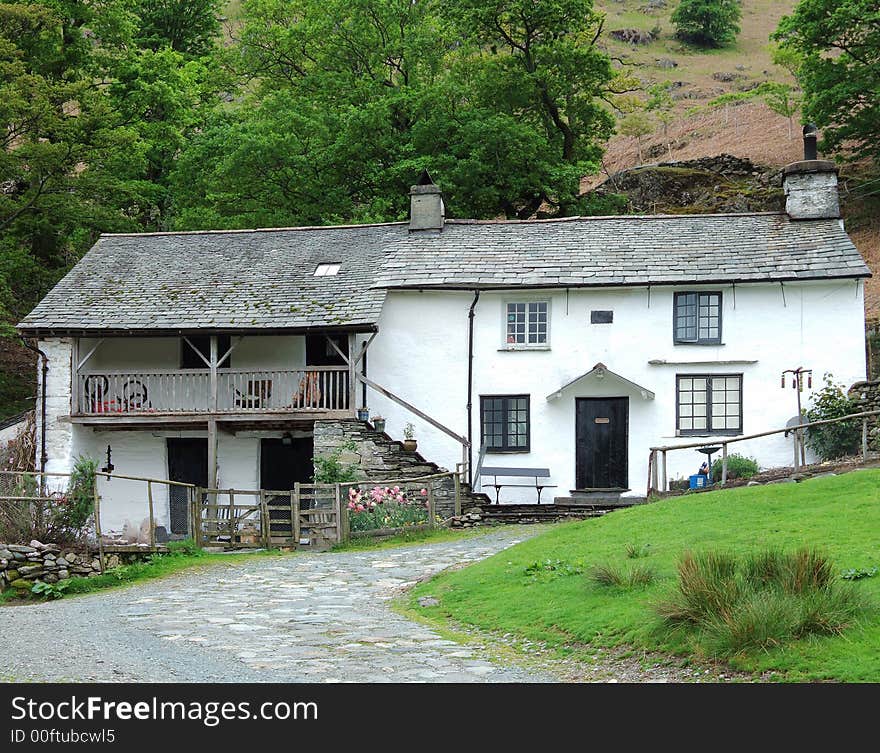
[166,438,208,534]
[261,436,314,539]
[575,398,629,490]
[260,436,314,490]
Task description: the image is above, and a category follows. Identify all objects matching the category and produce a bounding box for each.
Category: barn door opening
[260,436,314,541]
[575,397,629,490]
[166,438,208,535]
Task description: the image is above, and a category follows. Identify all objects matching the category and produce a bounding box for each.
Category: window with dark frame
[180,335,232,369]
[676,374,742,435]
[481,395,530,452]
[505,301,549,346]
[673,291,722,344]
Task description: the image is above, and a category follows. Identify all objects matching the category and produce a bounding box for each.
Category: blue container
[689,474,709,489]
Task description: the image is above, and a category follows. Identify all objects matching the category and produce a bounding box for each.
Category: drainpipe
[19,337,49,476]
[466,290,480,486]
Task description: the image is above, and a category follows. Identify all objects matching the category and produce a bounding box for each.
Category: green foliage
[841,567,878,581]
[774,0,880,165]
[348,502,430,532]
[133,0,222,56]
[710,453,758,482]
[30,579,71,600]
[671,0,742,48]
[804,374,861,460]
[56,456,98,533]
[524,559,584,580]
[657,548,869,657]
[312,440,358,484]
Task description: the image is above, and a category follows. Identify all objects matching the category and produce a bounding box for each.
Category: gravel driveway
[0,529,551,683]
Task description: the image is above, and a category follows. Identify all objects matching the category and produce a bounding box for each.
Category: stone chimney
[783,125,840,220]
[409,169,444,231]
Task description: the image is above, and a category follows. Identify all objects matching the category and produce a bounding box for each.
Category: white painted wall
[36,338,73,477]
[368,280,867,500]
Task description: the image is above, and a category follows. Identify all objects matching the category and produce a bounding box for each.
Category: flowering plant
[346,485,430,531]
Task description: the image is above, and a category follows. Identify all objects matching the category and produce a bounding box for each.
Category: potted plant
[402,422,417,452]
[372,415,386,433]
[356,406,370,422]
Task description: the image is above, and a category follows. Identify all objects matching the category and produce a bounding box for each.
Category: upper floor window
[481,395,530,452]
[674,291,722,345]
[676,374,742,435]
[505,301,549,347]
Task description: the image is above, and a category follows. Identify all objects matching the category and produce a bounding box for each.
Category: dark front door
[575,398,628,490]
[167,438,208,534]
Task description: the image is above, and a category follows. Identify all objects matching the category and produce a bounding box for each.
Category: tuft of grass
[625,543,651,559]
[590,563,656,589]
[657,548,869,657]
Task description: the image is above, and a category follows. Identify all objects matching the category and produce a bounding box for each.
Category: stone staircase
[475,501,635,525]
[313,419,489,518]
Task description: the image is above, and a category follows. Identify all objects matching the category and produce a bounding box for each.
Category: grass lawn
[409,471,880,682]
[331,523,514,552]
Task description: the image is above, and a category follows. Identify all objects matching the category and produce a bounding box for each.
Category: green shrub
[710,453,758,482]
[672,0,741,48]
[30,579,71,600]
[312,440,359,483]
[805,374,861,460]
[657,548,869,657]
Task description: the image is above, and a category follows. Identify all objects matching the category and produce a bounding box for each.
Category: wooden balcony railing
[75,366,351,416]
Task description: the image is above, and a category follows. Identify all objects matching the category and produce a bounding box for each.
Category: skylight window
[314,263,341,277]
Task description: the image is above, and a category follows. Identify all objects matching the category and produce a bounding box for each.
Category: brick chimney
[783,125,840,220]
[409,169,444,231]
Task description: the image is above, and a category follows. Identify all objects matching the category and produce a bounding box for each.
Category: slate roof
[372,213,869,289]
[18,224,408,335]
[18,212,869,335]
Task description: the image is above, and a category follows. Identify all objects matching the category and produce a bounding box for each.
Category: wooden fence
[647,408,880,495]
[1,469,458,554]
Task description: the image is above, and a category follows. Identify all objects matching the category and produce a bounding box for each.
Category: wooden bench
[478,466,558,505]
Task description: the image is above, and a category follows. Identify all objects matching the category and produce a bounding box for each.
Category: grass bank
[409,471,880,681]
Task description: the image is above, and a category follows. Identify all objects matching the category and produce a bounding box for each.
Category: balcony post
[71,337,80,415]
[208,336,219,491]
[348,333,357,415]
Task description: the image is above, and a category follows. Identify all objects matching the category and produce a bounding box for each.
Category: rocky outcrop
[589,154,784,214]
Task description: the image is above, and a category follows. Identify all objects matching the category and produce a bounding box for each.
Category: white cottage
[17,151,870,529]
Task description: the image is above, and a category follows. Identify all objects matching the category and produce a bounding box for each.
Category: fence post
[293,483,301,547]
[334,483,342,544]
[147,480,156,549]
[260,490,269,550]
[337,485,350,543]
[863,417,869,461]
[646,451,654,498]
[227,489,235,545]
[193,487,203,548]
[660,450,667,493]
[92,476,105,573]
[721,443,728,485]
[792,431,800,469]
[650,450,659,496]
[427,484,436,529]
[453,470,462,517]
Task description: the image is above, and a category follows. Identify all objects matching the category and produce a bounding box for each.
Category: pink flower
[420,488,428,496]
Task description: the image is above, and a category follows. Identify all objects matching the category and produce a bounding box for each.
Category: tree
[774,0,880,164]
[173,0,621,223]
[647,82,676,160]
[619,111,655,165]
[672,0,741,48]
[761,82,801,140]
[133,0,222,57]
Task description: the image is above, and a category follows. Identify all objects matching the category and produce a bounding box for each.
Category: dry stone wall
[314,419,484,518]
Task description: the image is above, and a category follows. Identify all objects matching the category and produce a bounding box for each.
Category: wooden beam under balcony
[68,409,352,427]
